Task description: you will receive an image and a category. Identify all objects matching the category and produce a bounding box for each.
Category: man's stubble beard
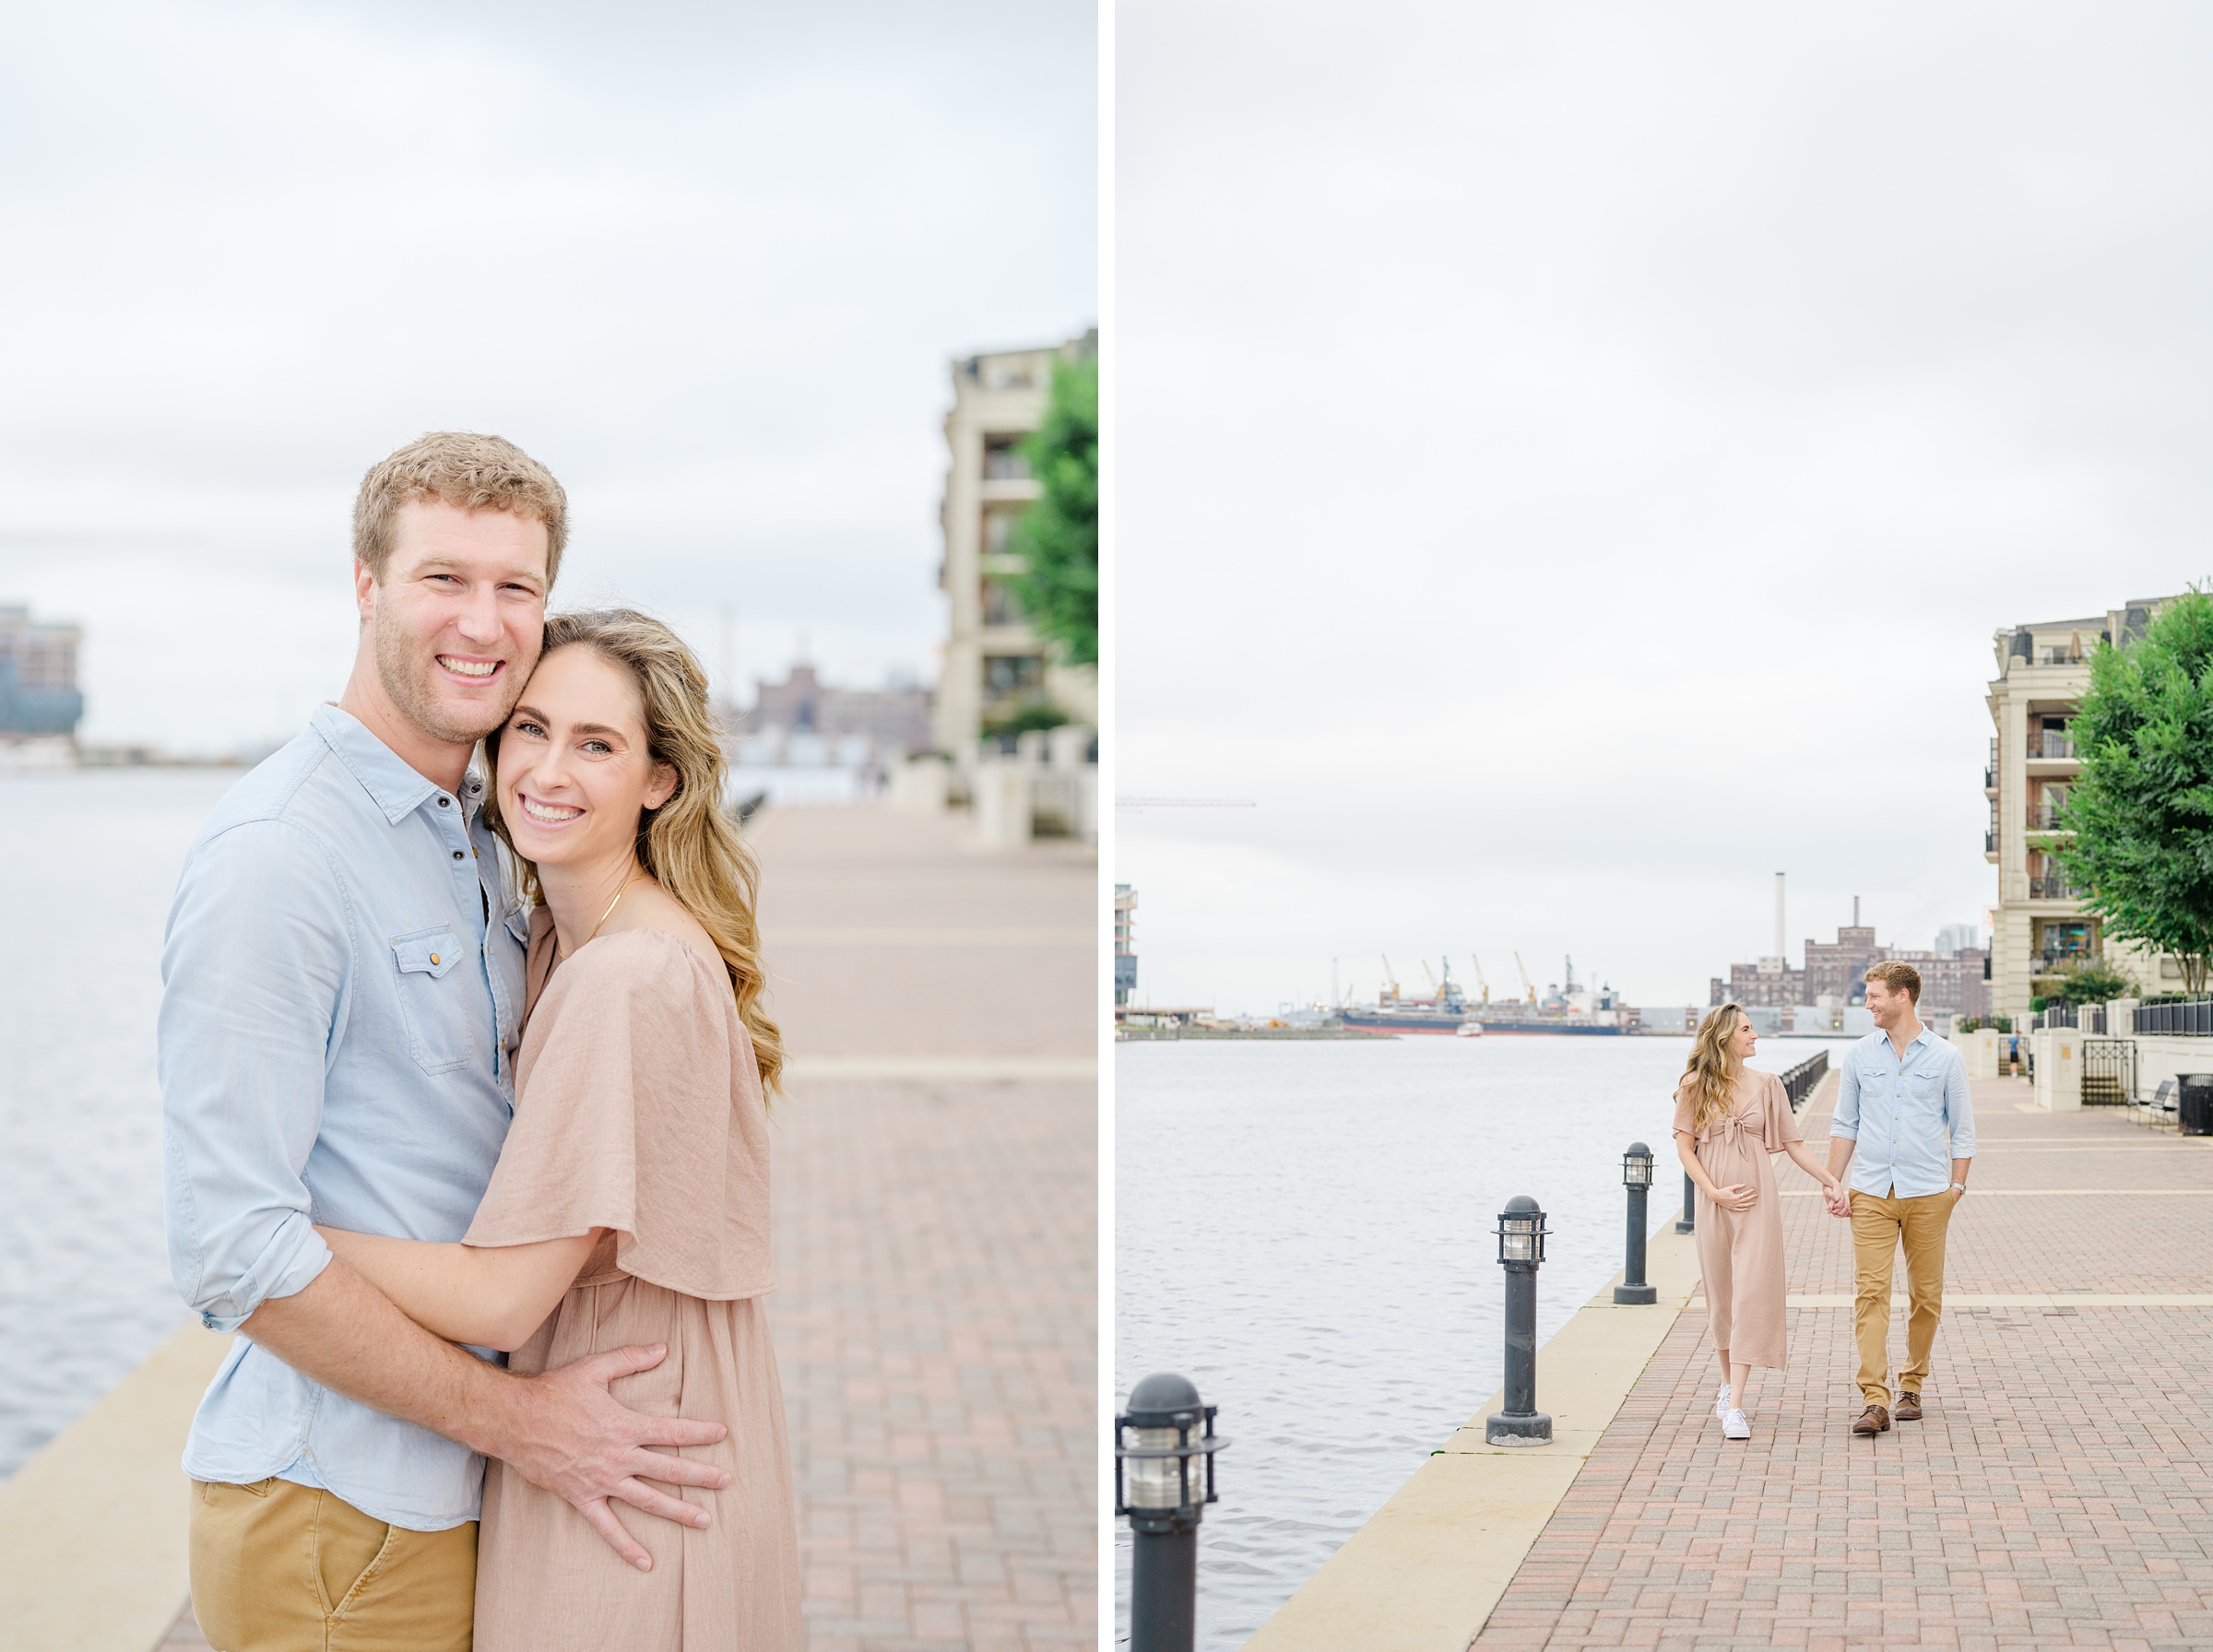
[373,616,522,747]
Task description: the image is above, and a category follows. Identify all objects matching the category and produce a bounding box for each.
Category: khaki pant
[190,1478,475,1652]
[1849,1187,1955,1406]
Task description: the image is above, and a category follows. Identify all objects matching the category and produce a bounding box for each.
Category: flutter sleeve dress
[465,911,801,1652]
[1672,1069,1802,1371]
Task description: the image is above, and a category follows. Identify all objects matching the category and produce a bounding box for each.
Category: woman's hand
[1712,1182,1757,1212]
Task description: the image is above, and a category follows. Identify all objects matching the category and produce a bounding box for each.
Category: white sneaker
[1722,1408,1751,1441]
[1713,1384,1732,1422]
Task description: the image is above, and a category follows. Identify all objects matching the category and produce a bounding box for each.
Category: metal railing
[2137,997,2213,1036]
[1780,1049,1829,1114]
[2082,1037,2134,1105]
[2030,874,2076,899]
[2034,732,2078,760]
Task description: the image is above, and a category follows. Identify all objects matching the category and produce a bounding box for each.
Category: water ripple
[1113,1033,1854,1649]
[0,771,238,1481]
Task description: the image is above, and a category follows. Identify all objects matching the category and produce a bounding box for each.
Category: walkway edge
[1241,1224,1701,1652]
[0,1320,230,1652]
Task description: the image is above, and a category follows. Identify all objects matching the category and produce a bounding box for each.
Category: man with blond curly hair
[162,433,729,1650]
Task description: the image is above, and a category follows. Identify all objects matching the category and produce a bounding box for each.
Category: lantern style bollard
[1486,1196,1553,1445]
[1676,1169,1696,1234]
[1116,1372,1228,1652]
[1615,1142,1658,1304]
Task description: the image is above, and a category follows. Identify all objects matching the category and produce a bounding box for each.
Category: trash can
[2180,1074,2213,1137]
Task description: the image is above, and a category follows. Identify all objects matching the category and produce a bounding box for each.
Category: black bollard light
[1615,1142,1658,1304]
[1486,1195,1553,1446]
[1676,1168,1696,1234]
[1116,1372,1228,1652]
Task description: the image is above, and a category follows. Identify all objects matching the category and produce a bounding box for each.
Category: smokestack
[1853,894,1861,928]
[1775,872,1786,962]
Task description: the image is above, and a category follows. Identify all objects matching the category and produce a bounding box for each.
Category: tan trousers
[190,1478,475,1652]
[1849,1187,1955,1406]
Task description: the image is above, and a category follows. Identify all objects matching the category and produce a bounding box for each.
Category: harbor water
[0,768,240,1481]
[1114,1032,1858,1650]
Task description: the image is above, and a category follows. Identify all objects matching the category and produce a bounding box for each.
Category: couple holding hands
[1672,962,1976,1442]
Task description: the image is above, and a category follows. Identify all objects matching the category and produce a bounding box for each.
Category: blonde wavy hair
[1680,1002,1747,1134]
[485,608,782,1096]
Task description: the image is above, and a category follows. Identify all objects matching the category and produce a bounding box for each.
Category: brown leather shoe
[1852,1403,1891,1435]
[1894,1392,1923,1422]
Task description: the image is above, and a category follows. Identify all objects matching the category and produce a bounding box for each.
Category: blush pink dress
[465,911,801,1651]
[1673,1070,1801,1371]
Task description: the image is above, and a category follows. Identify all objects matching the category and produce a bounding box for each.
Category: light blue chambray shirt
[160,704,527,1531]
[1830,1026,1977,1199]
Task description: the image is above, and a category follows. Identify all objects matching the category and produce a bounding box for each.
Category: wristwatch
[1948,1182,1967,1194]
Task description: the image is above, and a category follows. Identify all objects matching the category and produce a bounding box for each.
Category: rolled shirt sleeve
[1830,1054,1861,1140]
[1944,1045,1976,1162]
[160,820,347,1332]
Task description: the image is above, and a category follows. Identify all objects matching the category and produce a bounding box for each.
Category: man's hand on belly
[482,1344,732,1572]
[243,1261,731,1571]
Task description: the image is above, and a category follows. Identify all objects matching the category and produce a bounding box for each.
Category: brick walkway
[758,808,1095,1651]
[162,804,1096,1652]
[1474,1071,2213,1652]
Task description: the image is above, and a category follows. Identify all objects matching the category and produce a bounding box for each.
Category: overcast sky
[0,0,1094,751]
[1117,2,2213,1013]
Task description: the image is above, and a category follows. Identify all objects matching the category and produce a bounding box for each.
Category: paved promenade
[1474,1070,2213,1652]
[163,803,1095,1652]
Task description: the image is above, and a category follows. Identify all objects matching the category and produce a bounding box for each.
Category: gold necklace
[581,871,645,949]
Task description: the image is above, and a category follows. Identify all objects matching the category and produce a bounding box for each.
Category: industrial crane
[1469,954,1491,1004]
[1513,950,1537,1005]
[1380,954,1401,1005]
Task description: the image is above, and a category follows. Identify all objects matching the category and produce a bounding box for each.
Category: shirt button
[430,952,442,965]
[452,850,465,861]
[438,796,451,808]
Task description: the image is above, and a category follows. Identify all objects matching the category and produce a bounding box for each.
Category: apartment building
[1115,884,1137,1007]
[0,606,84,737]
[934,330,1097,775]
[1984,596,2183,1019]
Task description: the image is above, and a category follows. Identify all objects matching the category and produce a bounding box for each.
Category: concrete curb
[0,1320,230,1652]
[1242,1223,1702,1652]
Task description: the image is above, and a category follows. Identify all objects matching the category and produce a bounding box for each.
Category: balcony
[1984,830,1998,858]
[2030,874,2076,900]
[2027,804,2072,832]
[2030,732,2078,761]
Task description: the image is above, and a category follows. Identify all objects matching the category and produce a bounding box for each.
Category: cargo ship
[1341,954,1629,1036]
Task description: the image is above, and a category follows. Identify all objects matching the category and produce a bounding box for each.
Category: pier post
[1486,1195,1553,1445]
[1676,1169,1696,1234]
[1615,1143,1657,1304]
[1117,1373,1227,1652]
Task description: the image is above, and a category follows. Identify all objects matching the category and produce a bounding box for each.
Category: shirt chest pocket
[392,926,473,1075]
[1901,1063,1945,1103]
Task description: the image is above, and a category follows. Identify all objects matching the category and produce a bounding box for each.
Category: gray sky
[0,0,1095,751]
[1117,2,2213,1013]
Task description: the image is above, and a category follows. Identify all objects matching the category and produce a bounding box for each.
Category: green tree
[2046,960,2135,1006]
[1009,349,1097,668]
[2055,589,2213,994]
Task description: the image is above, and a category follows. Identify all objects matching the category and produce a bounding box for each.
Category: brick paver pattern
[1474,1070,2213,1652]
[163,806,1095,1652]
